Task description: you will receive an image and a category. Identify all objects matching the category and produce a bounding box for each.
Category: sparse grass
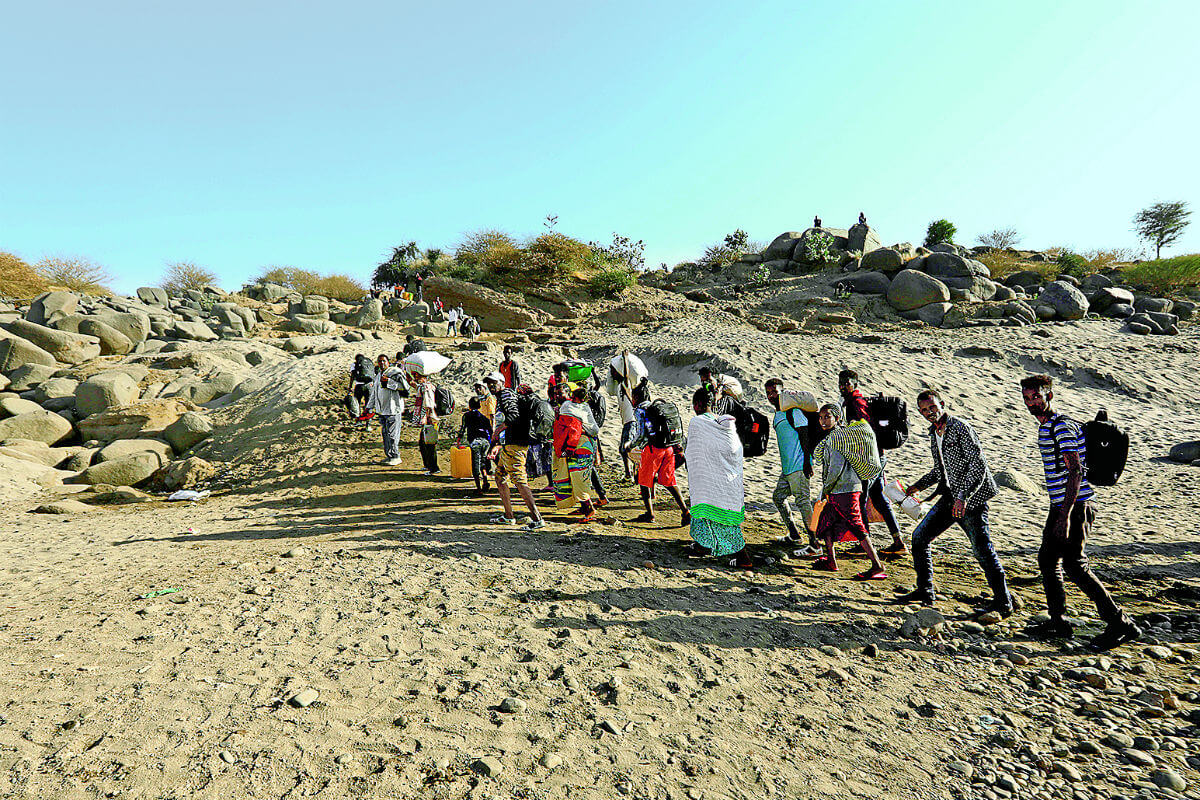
[162,261,218,295]
[1121,254,1200,296]
[0,251,50,298]
[587,266,637,298]
[36,255,113,295]
[254,266,365,300]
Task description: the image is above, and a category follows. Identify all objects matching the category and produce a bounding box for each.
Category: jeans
[468,437,490,480]
[861,459,900,539]
[912,499,1010,606]
[773,470,813,538]
[419,423,439,472]
[1039,501,1124,624]
[379,414,401,459]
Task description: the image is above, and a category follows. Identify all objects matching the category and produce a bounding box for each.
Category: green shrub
[1122,254,1200,295]
[455,229,520,270]
[924,219,957,247]
[699,229,753,271]
[161,261,218,295]
[798,231,834,264]
[526,232,594,278]
[588,266,637,297]
[36,256,113,295]
[1055,250,1090,278]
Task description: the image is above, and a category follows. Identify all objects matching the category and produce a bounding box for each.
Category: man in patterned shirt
[1020,375,1140,651]
[895,389,1013,616]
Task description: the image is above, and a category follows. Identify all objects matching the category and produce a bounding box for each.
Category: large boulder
[1036,281,1089,321]
[164,411,213,453]
[393,301,430,324]
[0,396,44,418]
[96,438,174,464]
[171,321,218,342]
[76,397,193,443]
[259,283,289,302]
[886,270,951,312]
[1089,287,1135,312]
[284,316,337,335]
[1134,297,1173,314]
[93,310,151,344]
[859,247,906,273]
[152,455,216,490]
[761,232,804,262]
[69,451,163,487]
[0,410,73,445]
[31,377,79,403]
[0,330,57,373]
[846,223,882,254]
[289,296,330,318]
[136,287,170,306]
[210,302,248,333]
[1003,270,1045,290]
[6,363,57,391]
[78,318,134,356]
[835,271,891,294]
[918,252,990,281]
[355,297,384,326]
[3,320,100,364]
[75,372,141,418]
[27,291,79,326]
[423,276,550,332]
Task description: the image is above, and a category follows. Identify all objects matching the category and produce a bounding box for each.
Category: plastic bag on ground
[167,489,211,502]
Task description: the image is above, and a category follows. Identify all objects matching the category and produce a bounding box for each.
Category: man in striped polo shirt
[1020,375,1140,651]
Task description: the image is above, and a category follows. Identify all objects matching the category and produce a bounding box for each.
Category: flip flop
[811,558,838,572]
[853,570,888,581]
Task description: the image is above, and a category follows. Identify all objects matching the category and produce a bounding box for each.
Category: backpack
[434,385,455,417]
[553,414,582,452]
[864,393,909,450]
[588,389,608,428]
[519,394,555,442]
[728,400,771,458]
[1053,410,1129,487]
[645,399,684,448]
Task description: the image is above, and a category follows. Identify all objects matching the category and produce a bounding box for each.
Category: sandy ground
[2,315,1199,800]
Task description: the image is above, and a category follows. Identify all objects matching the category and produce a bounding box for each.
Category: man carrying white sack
[765,379,821,556]
[372,353,411,467]
[894,388,1014,618]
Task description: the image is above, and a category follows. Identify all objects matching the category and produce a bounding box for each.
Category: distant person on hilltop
[895,388,1014,617]
[813,215,822,228]
[858,211,867,226]
[414,272,424,301]
[1019,374,1141,651]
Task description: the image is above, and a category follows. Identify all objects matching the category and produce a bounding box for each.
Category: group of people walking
[345,344,1143,654]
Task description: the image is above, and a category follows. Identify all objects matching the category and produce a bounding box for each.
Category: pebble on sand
[472,756,503,778]
[289,688,319,708]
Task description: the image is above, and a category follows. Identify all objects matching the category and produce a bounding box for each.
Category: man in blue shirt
[1020,374,1140,651]
[766,379,819,556]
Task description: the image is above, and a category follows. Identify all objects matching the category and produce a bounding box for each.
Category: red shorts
[638,444,677,488]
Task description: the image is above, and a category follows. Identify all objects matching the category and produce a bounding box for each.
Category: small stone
[1151,768,1187,792]
[606,676,622,690]
[862,643,879,657]
[219,750,235,764]
[949,761,975,779]
[334,754,351,765]
[1104,732,1135,749]
[599,720,623,735]
[1076,740,1102,755]
[541,752,563,769]
[1056,762,1083,782]
[289,688,319,708]
[281,547,307,558]
[1121,749,1155,767]
[1132,736,1159,751]
[820,667,851,683]
[642,560,655,569]
[1145,646,1174,660]
[499,697,527,713]
[978,611,1003,625]
[471,756,503,778]
[960,621,986,635]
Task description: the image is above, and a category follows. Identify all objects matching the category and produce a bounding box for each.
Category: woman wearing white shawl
[684,388,752,569]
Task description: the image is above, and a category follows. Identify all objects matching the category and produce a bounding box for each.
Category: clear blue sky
[4,0,1198,293]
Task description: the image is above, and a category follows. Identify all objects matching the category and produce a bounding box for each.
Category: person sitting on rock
[858,212,867,226]
[813,215,822,228]
[1019,374,1141,651]
[894,388,1014,617]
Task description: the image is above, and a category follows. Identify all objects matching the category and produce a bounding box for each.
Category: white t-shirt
[447,308,459,323]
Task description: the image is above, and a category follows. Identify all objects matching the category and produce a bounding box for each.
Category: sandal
[811,557,838,572]
[853,569,888,581]
[631,512,655,524]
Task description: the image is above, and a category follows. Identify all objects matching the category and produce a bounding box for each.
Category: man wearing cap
[484,372,545,531]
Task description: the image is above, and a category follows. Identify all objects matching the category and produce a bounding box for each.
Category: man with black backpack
[839,369,906,556]
[628,382,690,526]
[484,372,546,531]
[1019,374,1140,651]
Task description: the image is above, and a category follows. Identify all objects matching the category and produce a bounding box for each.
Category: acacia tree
[924,219,957,247]
[976,227,1022,250]
[1133,201,1190,259]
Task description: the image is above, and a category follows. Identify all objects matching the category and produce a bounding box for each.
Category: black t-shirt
[461,410,492,443]
[497,389,532,446]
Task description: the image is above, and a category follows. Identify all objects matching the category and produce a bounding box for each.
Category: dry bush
[256,266,322,295]
[0,251,50,298]
[312,274,366,301]
[1080,248,1140,272]
[454,229,520,270]
[161,261,218,295]
[976,250,1056,282]
[36,255,113,295]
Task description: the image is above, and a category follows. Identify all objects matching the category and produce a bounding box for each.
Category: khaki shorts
[496,445,529,487]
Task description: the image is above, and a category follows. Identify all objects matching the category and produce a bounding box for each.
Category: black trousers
[1038,501,1123,624]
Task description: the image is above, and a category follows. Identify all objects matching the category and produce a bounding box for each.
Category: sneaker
[383,457,402,466]
[1087,619,1142,652]
[524,518,546,531]
[792,544,822,558]
[890,589,936,606]
[489,515,517,525]
[1024,619,1075,640]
